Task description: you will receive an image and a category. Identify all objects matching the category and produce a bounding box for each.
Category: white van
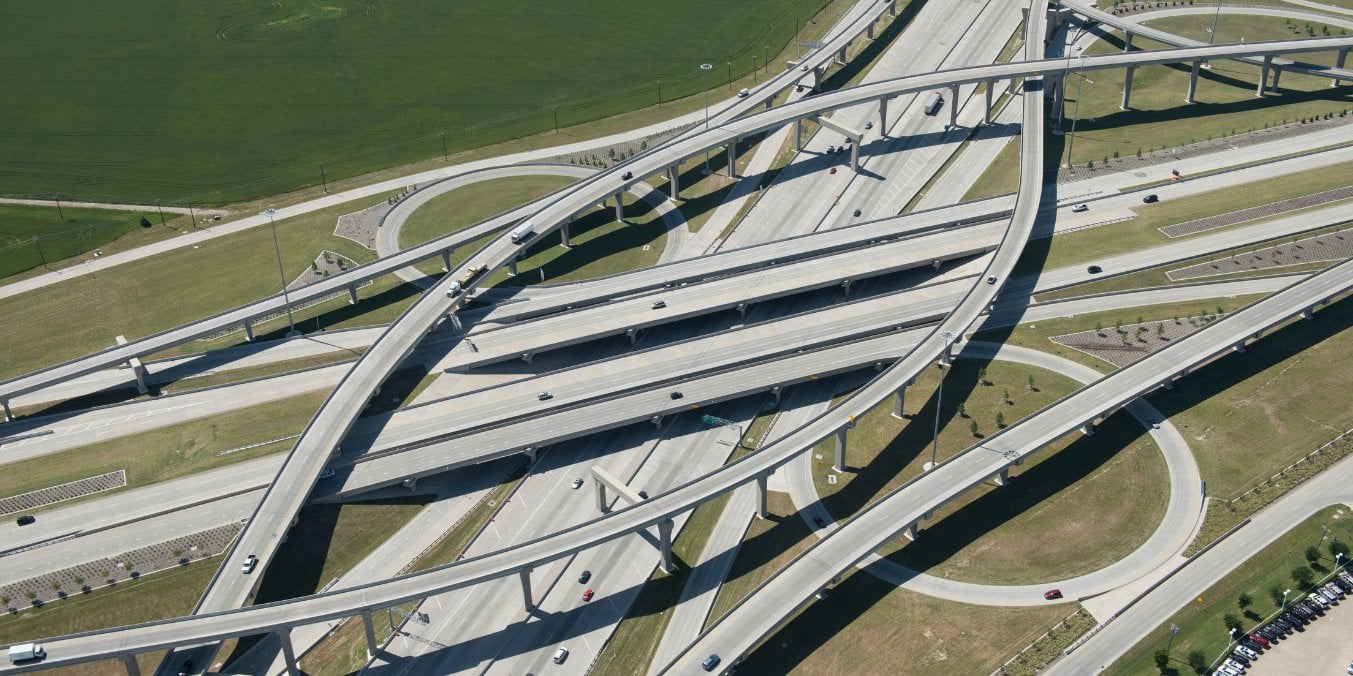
[8,643,45,663]
[737,88,750,98]
[553,647,569,664]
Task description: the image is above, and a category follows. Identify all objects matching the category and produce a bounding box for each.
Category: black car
[670,391,683,400]
[1142,194,1159,203]
[1256,625,1280,642]
[621,171,633,180]
[637,491,649,499]
[1238,638,1263,652]
[16,515,35,526]
[1284,612,1306,630]
[578,570,591,584]
[852,209,862,217]
[1087,265,1102,274]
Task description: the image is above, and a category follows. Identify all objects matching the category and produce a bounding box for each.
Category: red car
[582,589,594,602]
[1248,633,1269,648]
[1043,589,1063,600]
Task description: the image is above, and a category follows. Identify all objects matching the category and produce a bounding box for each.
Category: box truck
[8,643,45,663]
[510,221,534,244]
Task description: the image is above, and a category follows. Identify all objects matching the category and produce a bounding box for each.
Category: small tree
[0,595,9,607]
[1153,649,1170,669]
[1095,319,1104,335]
[957,402,967,418]
[1292,565,1315,588]
[1002,388,1011,404]
[970,420,980,437]
[1115,318,1124,335]
[173,548,184,558]
[1238,592,1252,609]
[1269,585,1285,607]
[1305,546,1322,564]
[51,580,61,591]
[1027,374,1036,391]
[73,576,84,587]
[977,366,988,385]
[1186,649,1207,673]
[1156,322,1165,338]
[1330,539,1350,560]
[996,412,1005,428]
[1222,613,1242,633]
[25,592,36,601]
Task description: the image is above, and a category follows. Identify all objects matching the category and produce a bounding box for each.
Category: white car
[241,555,258,574]
[1072,203,1089,213]
[571,478,584,489]
[1234,645,1259,660]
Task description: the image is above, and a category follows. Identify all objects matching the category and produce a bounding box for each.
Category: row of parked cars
[1215,568,1353,676]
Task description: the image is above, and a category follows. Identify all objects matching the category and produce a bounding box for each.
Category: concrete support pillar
[993,468,1010,486]
[519,569,535,611]
[770,385,783,404]
[794,119,803,151]
[595,478,609,513]
[838,45,848,65]
[833,427,848,472]
[441,249,451,272]
[867,19,875,40]
[736,302,748,317]
[889,0,896,16]
[726,140,738,177]
[878,97,888,133]
[892,388,905,419]
[1272,65,1282,91]
[1334,49,1349,87]
[614,192,624,220]
[1160,379,1174,390]
[1233,342,1246,353]
[668,166,681,199]
[1052,73,1065,112]
[1302,308,1314,320]
[116,336,148,395]
[1081,421,1095,436]
[347,283,359,305]
[1186,60,1201,104]
[840,278,853,295]
[948,84,959,129]
[561,219,572,248]
[652,414,664,428]
[361,610,379,658]
[849,142,860,172]
[1121,65,1136,110]
[658,519,675,573]
[626,327,638,344]
[902,522,918,541]
[765,97,773,110]
[243,317,255,342]
[521,352,534,365]
[119,654,141,676]
[0,399,11,422]
[1258,55,1272,96]
[524,446,538,463]
[755,473,769,519]
[1123,31,1133,53]
[507,258,518,276]
[277,627,300,676]
[403,476,417,492]
[984,80,994,124]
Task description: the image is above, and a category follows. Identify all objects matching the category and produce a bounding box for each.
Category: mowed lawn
[0,0,823,204]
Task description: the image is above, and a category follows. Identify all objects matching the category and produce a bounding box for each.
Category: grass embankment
[0,560,216,676]
[0,204,192,280]
[0,392,326,502]
[808,360,1166,585]
[0,0,832,204]
[1056,15,1353,171]
[1109,506,1353,676]
[1019,160,1353,275]
[707,493,1080,674]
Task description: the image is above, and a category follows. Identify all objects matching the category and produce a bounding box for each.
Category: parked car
[986,275,997,284]
[829,167,837,174]
[1325,582,1345,599]
[1238,638,1263,653]
[1234,645,1259,660]
[1247,632,1269,648]
[1043,589,1063,600]
[578,570,591,584]
[638,491,649,499]
[1072,203,1089,213]
[581,589,594,602]
[1219,659,1246,675]
[827,145,836,153]
[1226,650,1250,665]
[1308,592,1330,609]
[241,555,258,574]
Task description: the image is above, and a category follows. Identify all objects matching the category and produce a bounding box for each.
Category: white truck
[922,90,943,116]
[510,221,534,244]
[8,642,45,663]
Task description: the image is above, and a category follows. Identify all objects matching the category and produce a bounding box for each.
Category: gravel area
[1050,311,1230,368]
[1162,186,1353,237]
[0,521,242,612]
[1167,227,1353,281]
[0,470,126,516]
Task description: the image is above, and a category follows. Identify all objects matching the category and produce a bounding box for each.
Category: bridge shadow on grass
[1144,296,1353,421]
[882,411,1143,574]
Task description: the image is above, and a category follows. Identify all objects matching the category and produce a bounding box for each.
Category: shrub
[1291,565,1314,587]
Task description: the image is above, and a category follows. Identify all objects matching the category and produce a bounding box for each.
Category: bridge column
[1081,421,1095,436]
[948,84,960,129]
[1186,59,1201,104]
[984,80,994,124]
[889,0,896,16]
[1121,66,1136,110]
[441,249,451,272]
[838,45,848,65]
[1272,65,1283,91]
[361,610,379,658]
[1302,308,1314,320]
[652,414,663,428]
[1334,49,1349,87]
[849,142,860,172]
[1233,342,1247,353]
[902,522,918,541]
[243,317,255,342]
[519,568,535,611]
[755,472,769,519]
[794,119,803,151]
[626,327,638,344]
[614,192,624,220]
[993,468,1010,486]
[1258,54,1273,96]
[878,97,888,133]
[867,17,876,40]
[277,627,300,676]
[595,476,609,513]
[521,352,534,365]
[403,477,417,492]
[668,166,681,199]
[892,387,905,419]
[343,282,357,305]
[119,654,140,676]
[833,427,848,472]
[115,336,148,394]
[507,258,518,276]
[524,446,538,463]
[1123,31,1133,53]
[561,218,572,248]
[736,302,748,317]
[658,518,675,572]
[770,384,783,405]
[1,399,12,422]
[1160,379,1174,390]
[726,140,738,177]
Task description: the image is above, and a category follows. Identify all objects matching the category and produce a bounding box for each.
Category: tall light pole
[752,55,758,83]
[1166,623,1181,655]
[263,208,299,338]
[700,63,714,129]
[1066,54,1087,169]
[1203,1,1223,69]
[727,61,733,90]
[929,330,956,471]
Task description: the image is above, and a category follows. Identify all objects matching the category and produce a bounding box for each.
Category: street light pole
[700,63,713,129]
[552,106,559,133]
[1203,1,1223,69]
[1166,623,1180,655]
[929,329,956,470]
[727,61,733,90]
[263,208,299,338]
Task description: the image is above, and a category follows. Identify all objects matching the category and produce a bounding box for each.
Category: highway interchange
[3,0,1353,674]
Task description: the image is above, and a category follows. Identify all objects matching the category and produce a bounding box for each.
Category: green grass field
[0,204,179,278]
[0,0,829,204]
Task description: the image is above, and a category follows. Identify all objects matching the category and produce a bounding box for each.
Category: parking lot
[1251,585,1353,676]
